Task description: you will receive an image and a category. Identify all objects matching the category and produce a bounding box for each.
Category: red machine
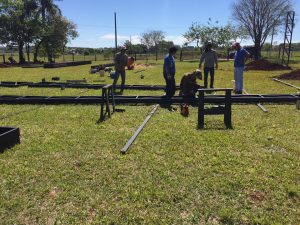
[127,57,135,70]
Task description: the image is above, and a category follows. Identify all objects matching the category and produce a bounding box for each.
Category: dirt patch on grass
[48,187,60,198]
[245,59,291,71]
[246,189,265,204]
[275,69,300,80]
[135,63,154,69]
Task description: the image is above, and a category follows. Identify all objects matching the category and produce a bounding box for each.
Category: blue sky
[56,0,300,48]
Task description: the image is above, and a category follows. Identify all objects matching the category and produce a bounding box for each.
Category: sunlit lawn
[0,59,299,224]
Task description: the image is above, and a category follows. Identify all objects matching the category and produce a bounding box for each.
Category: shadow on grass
[197,121,233,130]
[95,109,126,124]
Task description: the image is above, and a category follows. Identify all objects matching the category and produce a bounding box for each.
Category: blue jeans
[113,70,126,92]
[234,67,244,92]
[204,67,214,88]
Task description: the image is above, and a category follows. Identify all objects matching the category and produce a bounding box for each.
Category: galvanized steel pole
[114,12,117,54]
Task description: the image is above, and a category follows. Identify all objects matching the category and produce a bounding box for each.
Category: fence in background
[2,50,299,64]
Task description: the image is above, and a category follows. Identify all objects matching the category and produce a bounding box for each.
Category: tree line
[124,0,294,60]
[0,0,294,63]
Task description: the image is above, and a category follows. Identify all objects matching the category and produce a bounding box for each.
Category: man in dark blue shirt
[233,42,250,94]
[163,47,177,98]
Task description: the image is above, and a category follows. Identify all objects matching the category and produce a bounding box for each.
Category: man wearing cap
[179,69,202,116]
[199,43,218,89]
[232,42,250,94]
[179,69,202,98]
[113,46,128,94]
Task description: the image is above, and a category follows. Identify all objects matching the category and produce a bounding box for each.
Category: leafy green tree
[184,19,249,51]
[231,0,293,59]
[37,0,61,22]
[0,0,39,63]
[32,0,77,62]
[35,0,62,62]
[183,23,203,47]
[156,40,175,53]
[141,30,165,60]
[46,15,78,61]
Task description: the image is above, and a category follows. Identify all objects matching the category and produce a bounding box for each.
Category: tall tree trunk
[18,41,26,64]
[62,46,65,61]
[34,48,39,63]
[180,49,183,61]
[26,44,30,63]
[254,40,261,60]
[34,39,44,63]
[155,44,158,61]
[45,42,53,63]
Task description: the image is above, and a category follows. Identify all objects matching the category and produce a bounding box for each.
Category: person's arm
[164,57,171,79]
[124,55,129,68]
[180,76,185,91]
[114,54,118,70]
[114,55,117,65]
[199,53,205,69]
[244,50,250,63]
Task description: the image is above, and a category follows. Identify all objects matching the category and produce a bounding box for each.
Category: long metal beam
[0,81,33,87]
[0,81,177,90]
[120,104,159,154]
[273,78,300,90]
[243,89,268,113]
[28,83,175,90]
[0,94,299,105]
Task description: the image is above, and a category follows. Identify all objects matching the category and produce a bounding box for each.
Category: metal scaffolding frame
[281,11,295,66]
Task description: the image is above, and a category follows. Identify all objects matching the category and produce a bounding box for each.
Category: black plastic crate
[0,127,20,152]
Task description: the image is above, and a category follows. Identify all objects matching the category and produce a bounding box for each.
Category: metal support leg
[105,88,111,118]
[109,86,115,112]
[100,88,105,121]
[224,89,232,129]
[198,90,204,129]
[99,85,113,121]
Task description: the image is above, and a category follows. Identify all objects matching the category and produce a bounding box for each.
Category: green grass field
[0,59,299,224]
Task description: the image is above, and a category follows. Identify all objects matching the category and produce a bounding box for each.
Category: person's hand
[215,65,218,70]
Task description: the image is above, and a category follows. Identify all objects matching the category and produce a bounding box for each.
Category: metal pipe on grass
[121,104,159,154]
[273,78,300,90]
[243,89,268,113]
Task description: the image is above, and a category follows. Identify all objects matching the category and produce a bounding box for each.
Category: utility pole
[114,12,117,54]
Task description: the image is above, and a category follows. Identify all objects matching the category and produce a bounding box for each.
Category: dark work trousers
[162,75,176,108]
[164,75,176,98]
[204,67,215,88]
[113,70,126,93]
